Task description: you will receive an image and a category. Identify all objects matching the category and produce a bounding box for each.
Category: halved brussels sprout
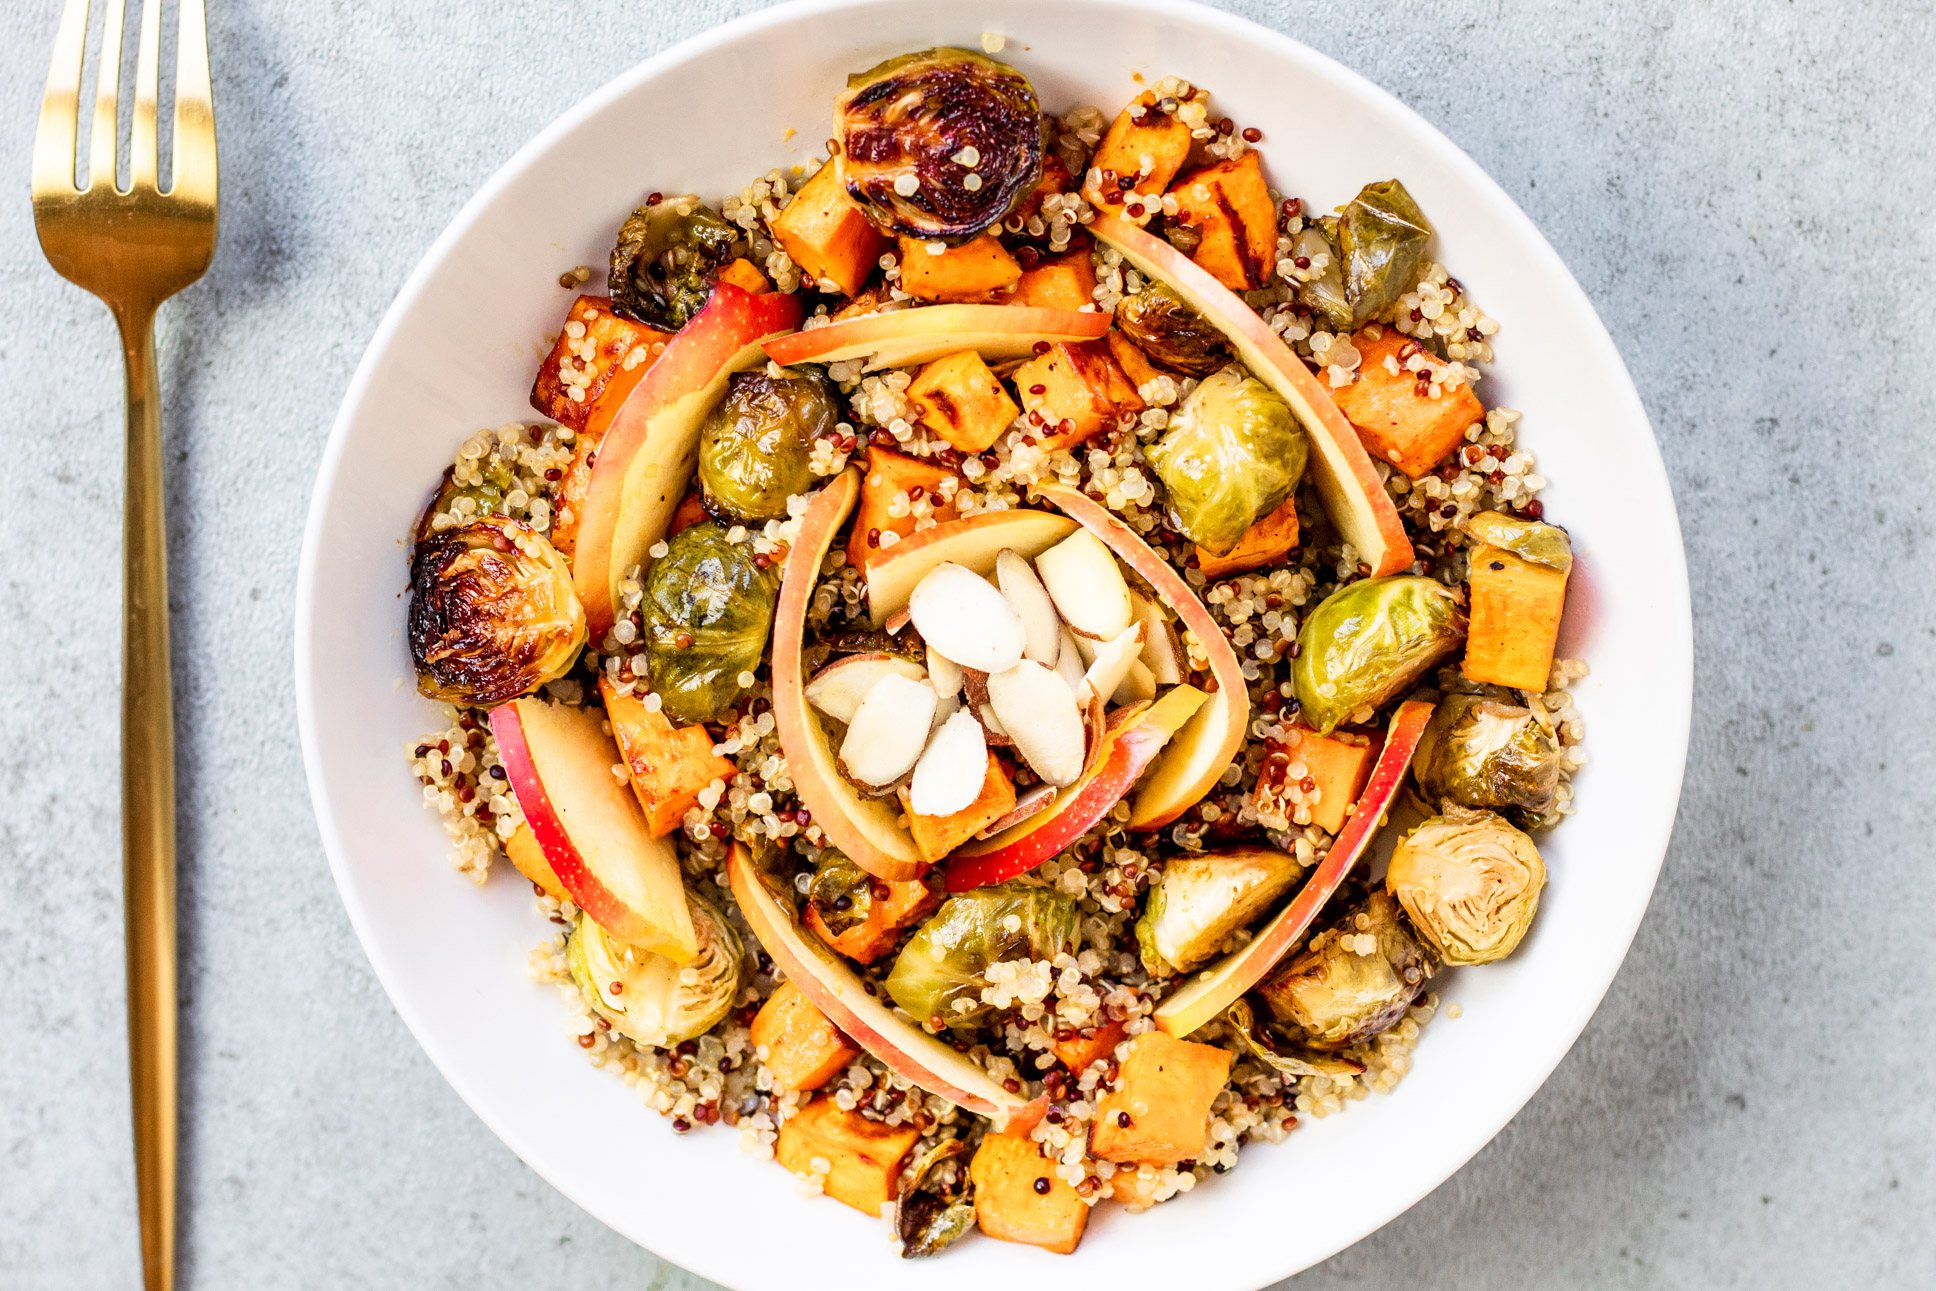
[1136,847,1305,977]
[805,851,875,938]
[566,892,744,1048]
[408,515,587,706]
[1288,225,1351,332]
[643,521,780,724]
[1386,805,1545,965]
[698,366,837,522]
[1222,998,1366,1081]
[1114,282,1231,377]
[1466,511,1573,573]
[1147,365,1309,556]
[895,1137,976,1258]
[1338,179,1434,326]
[610,197,740,330]
[835,48,1045,244]
[1256,891,1434,1051]
[1291,576,1466,734]
[1414,692,1561,824]
[885,882,1078,1028]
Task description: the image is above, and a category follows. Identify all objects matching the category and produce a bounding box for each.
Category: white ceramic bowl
[295,1,1691,1285]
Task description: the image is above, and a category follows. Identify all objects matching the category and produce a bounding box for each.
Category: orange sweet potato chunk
[970,1133,1090,1254]
[898,234,1022,302]
[908,351,1021,454]
[667,489,709,537]
[1194,495,1300,579]
[846,445,961,573]
[1333,326,1486,479]
[805,875,941,965]
[530,294,671,433]
[1012,340,1144,453]
[1088,1032,1231,1165]
[1166,150,1278,291]
[1252,725,1377,835]
[717,258,770,295]
[1104,329,1164,394]
[504,822,569,902]
[897,754,1017,865]
[777,1097,921,1218]
[600,677,735,837]
[1013,248,1098,312]
[751,982,860,1093]
[1049,1017,1125,1075]
[771,162,886,297]
[1463,546,1568,691]
[1082,93,1194,222]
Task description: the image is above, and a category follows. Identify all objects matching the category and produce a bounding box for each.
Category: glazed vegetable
[1135,847,1305,977]
[1221,998,1366,1080]
[1256,891,1434,1051]
[1287,224,1351,331]
[1413,692,1562,824]
[407,515,586,706]
[1147,365,1308,555]
[1338,179,1434,326]
[1114,281,1231,377]
[642,521,780,724]
[896,1138,976,1259]
[697,366,837,522]
[565,892,744,1047]
[1466,510,1574,573]
[806,851,877,938]
[834,48,1044,244]
[885,882,1079,1028]
[1386,805,1545,965]
[1292,576,1466,734]
[609,197,740,330]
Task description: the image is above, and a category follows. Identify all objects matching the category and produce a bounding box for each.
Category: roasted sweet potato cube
[1194,495,1300,579]
[504,822,569,903]
[1012,340,1144,453]
[777,1097,922,1218]
[897,754,1017,864]
[1463,545,1568,691]
[908,351,1021,454]
[1166,151,1279,291]
[1082,93,1194,223]
[1049,1017,1125,1075]
[771,162,886,297]
[970,1133,1090,1255]
[1333,326,1486,479]
[600,677,735,837]
[717,257,770,295]
[898,234,1022,302]
[530,294,671,433]
[1088,1032,1232,1165]
[846,445,962,572]
[751,982,859,1093]
[1108,1162,1173,1212]
[1253,725,1377,835]
[805,875,941,965]
[1013,248,1098,311]
[1104,329,1164,394]
[668,489,709,537]
[548,434,598,559]
[1008,154,1075,228]
[831,284,891,321]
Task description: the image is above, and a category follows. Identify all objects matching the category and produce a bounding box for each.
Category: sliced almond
[1054,625,1087,695]
[838,672,937,786]
[1076,623,1147,711]
[1115,658,1158,704]
[975,783,1057,838]
[986,659,1085,786]
[883,606,911,636]
[1130,590,1185,686]
[927,645,965,700]
[804,653,928,725]
[996,549,1063,666]
[930,690,961,736]
[975,699,1012,747]
[907,561,1027,673]
[907,709,989,817]
[1034,529,1133,641]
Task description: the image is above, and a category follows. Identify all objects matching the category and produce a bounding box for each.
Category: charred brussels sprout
[1222,998,1367,1081]
[1257,891,1435,1051]
[834,48,1044,244]
[1136,847,1305,977]
[1287,224,1351,332]
[1147,365,1308,556]
[1466,510,1573,573]
[697,366,837,522]
[1114,282,1231,377]
[885,882,1078,1028]
[1292,576,1466,734]
[565,893,744,1048]
[1386,805,1545,965]
[408,515,586,706]
[1414,692,1562,824]
[1338,179,1434,326]
[609,197,740,330]
[805,851,875,938]
[642,521,780,724]
[895,1138,976,1259]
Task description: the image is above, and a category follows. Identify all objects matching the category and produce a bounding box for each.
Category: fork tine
[171,0,216,204]
[90,0,128,192]
[31,0,91,197]
[130,0,161,191]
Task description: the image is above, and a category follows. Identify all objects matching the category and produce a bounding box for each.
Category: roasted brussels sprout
[1414,692,1562,824]
[895,1138,976,1258]
[1291,576,1466,734]
[408,515,587,706]
[697,366,837,522]
[805,851,875,938]
[834,48,1045,244]
[566,893,744,1048]
[1256,891,1435,1051]
[1338,179,1434,326]
[1114,282,1231,378]
[1288,224,1351,331]
[1222,998,1366,1081]
[1386,805,1545,965]
[1466,510,1573,573]
[642,521,780,724]
[885,883,1078,1028]
[1147,365,1308,556]
[1136,847,1305,977]
[609,197,740,330]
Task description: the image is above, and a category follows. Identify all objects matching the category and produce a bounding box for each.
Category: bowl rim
[294,0,1692,1283]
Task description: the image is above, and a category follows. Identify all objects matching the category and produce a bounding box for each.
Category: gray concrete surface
[3,0,1931,1286]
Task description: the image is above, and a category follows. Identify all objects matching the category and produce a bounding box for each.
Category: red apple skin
[1152,700,1435,1038]
[763,303,1109,370]
[726,844,1045,1131]
[573,283,804,633]
[1087,214,1413,579]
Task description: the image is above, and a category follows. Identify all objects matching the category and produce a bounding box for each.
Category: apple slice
[907,562,1026,673]
[1034,528,1134,641]
[1130,590,1185,686]
[1088,214,1413,579]
[726,844,1045,1129]
[944,685,1207,892]
[995,549,1062,666]
[572,283,804,633]
[1152,700,1434,1037]
[986,659,1087,787]
[763,303,1110,372]
[1030,484,1250,830]
[804,652,927,725]
[490,697,697,961]
[838,672,936,787]
[771,469,926,880]
[865,510,1076,629]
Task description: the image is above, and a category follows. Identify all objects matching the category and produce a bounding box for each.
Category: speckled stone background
[2,0,1931,1286]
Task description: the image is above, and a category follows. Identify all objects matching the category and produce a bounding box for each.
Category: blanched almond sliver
[1034,529,1133,641]
[838,672,936,786]
[996,549,1063,666]
[907,709,988,817]
[1130,590,1185,685]
[1076,623,1146,711]
[907,562,1027,673]
[927,645,965,699]
[804,653,928,725]
[986,659,1085,787]
[1054,625,1087,695]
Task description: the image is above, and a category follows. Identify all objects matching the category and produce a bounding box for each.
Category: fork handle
[118,303,177,1291]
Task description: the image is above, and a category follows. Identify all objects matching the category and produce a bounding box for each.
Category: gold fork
[32,1,215,1287]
